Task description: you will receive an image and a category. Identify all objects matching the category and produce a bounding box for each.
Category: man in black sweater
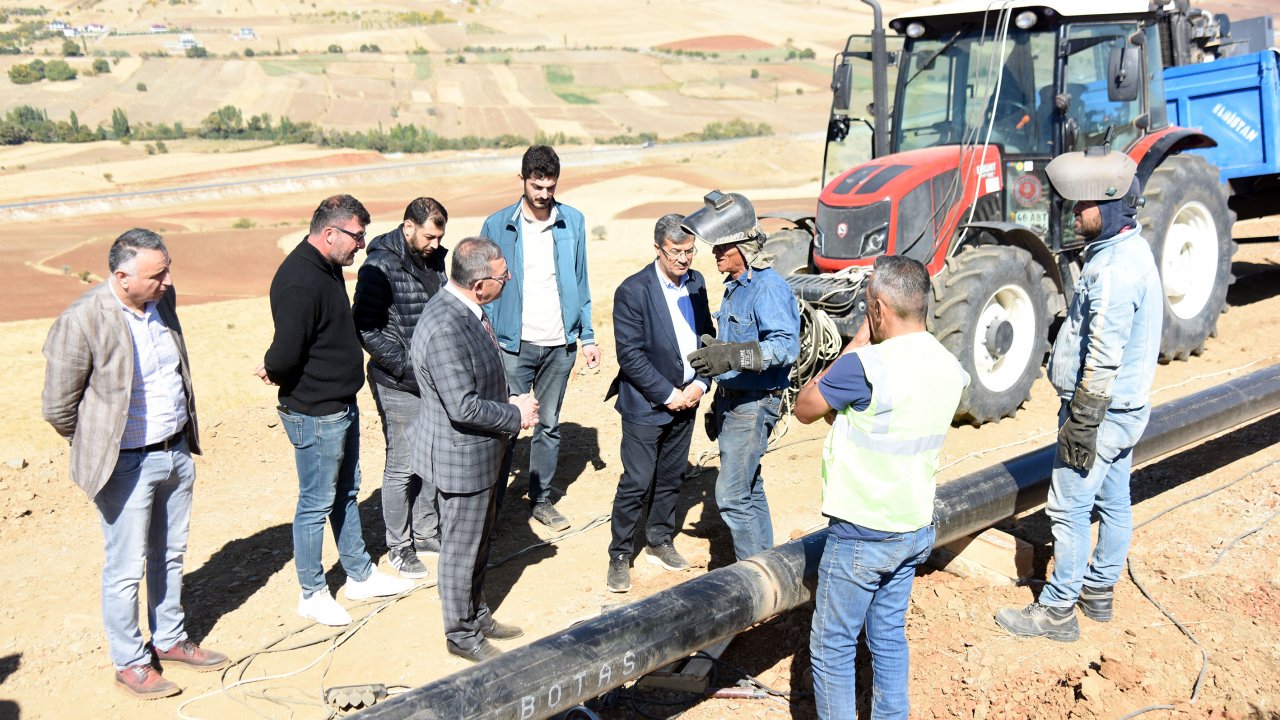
[256,194,412,627]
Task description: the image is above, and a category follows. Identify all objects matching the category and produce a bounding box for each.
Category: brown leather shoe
[114,664,180,699]
[481,620,524,640]
[151,640,231,672]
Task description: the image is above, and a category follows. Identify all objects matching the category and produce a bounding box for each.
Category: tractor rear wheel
[763,228,813,276]
[1139,154,1236,361]
[930,245,1050,426]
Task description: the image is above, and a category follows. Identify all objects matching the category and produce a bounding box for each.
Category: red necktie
[481,316,499,349]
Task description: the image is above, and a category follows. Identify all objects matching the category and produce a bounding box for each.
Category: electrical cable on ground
[177,515,611,719]
[1116,457,1280,718]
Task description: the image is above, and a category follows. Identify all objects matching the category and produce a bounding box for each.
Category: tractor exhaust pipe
[862,0,891,158]
[360,364,1280,720]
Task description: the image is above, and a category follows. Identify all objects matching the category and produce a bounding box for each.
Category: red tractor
[769,0,1279,424]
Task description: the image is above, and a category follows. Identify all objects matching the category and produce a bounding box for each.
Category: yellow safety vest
[821,332,969,532]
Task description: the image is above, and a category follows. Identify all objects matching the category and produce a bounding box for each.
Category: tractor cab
[819,1,1165,265]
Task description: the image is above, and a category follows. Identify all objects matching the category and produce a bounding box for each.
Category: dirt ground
[1,135,1279,720]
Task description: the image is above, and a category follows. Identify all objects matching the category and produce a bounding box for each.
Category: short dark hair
[654,213,690,247]
[108,228,168,274]
[451,237,503,286]
[869,255,931,322]
[308,194,371,237]
[403,197,448,228]
[521,145,560,180]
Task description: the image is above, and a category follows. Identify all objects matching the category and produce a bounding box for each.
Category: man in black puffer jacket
[353,197,449,579]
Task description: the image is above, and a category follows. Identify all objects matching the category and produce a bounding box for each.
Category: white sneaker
[297,590,352,626]
[343,568,413,601]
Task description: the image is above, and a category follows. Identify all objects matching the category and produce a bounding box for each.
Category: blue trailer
[1164,49,1280,219]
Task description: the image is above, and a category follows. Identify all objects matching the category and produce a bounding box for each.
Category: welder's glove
[1057,387,1110,472]
[687,335,762,377]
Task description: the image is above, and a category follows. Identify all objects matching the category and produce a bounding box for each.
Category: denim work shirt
[715,266,801,391]
[1048,223,1163,409]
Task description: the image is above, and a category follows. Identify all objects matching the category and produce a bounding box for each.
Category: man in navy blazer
[604,214,715,592]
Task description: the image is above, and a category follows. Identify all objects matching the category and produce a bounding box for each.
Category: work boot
[1077,585,1114,622]
[646,542,690,571]
[150,639,231,672]
[531,500,571,531]
[114,663,180,699]
[607,555,632,593]
[995,602,1080,642]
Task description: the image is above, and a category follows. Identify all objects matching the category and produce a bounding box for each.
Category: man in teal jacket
[480,145,600,530]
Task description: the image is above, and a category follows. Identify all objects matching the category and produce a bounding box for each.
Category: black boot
[1077,585,1114,622]
[995,602,1080,642]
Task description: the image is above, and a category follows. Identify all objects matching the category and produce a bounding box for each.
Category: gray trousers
[370,383,439,549]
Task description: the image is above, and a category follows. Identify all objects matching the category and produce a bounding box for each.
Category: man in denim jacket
[480,146,600,530]
[997,147,1162,642]
[685,191,800,561]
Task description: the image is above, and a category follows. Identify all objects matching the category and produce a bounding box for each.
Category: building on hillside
[150,23,168,33]
[237,27,256,40]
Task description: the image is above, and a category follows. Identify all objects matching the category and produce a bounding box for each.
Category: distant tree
[798,48,816,60]
[61,38,81,57]
[750,68,759,79]
[185,46,208,58]
[591,225,607,242]
[92,58,110,74]
[136,82,147,91]
[8,63,41,84]
[327,44,342,53]
[244,47,254,57]
[111,107,130,138]
[44,59,76,81]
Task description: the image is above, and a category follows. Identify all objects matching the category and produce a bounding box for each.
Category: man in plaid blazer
[409,236,538,663]
[42,229,229,699]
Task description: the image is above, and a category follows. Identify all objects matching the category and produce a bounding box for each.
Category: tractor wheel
[930,245,1050,426]
[764,228,813,276]
[1138,154,1236,361]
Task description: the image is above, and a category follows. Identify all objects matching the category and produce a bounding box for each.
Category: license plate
[1014,210,1048,231]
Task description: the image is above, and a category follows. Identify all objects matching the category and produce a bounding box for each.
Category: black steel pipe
[361,364,1280,720]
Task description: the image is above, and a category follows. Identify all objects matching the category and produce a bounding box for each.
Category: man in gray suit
[409,236,537,662]
[42,229,229,699]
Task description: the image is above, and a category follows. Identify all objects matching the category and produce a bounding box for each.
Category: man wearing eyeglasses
[480,145,599,531]
[256,194,412,627]
[408,236,537,662]
[603,215,715,592]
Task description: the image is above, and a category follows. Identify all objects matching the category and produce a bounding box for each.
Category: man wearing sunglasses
[257,194,412,627]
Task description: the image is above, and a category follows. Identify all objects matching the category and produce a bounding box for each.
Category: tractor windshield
[895,27,1056,155]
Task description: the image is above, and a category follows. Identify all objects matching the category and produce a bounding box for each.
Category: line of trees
[1,104,772,149]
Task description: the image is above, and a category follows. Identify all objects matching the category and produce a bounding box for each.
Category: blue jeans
[1040,404,1149,607]
[370,383,438,550]
[499,341,576,505]
[810,525,935,720]
[94,439,195,670]
[715,392,781,560]
[278,405,373,597]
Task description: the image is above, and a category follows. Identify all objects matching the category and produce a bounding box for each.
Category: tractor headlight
[863,226,888,254]
[1014,10,1037,30]
[905,21,926,39]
